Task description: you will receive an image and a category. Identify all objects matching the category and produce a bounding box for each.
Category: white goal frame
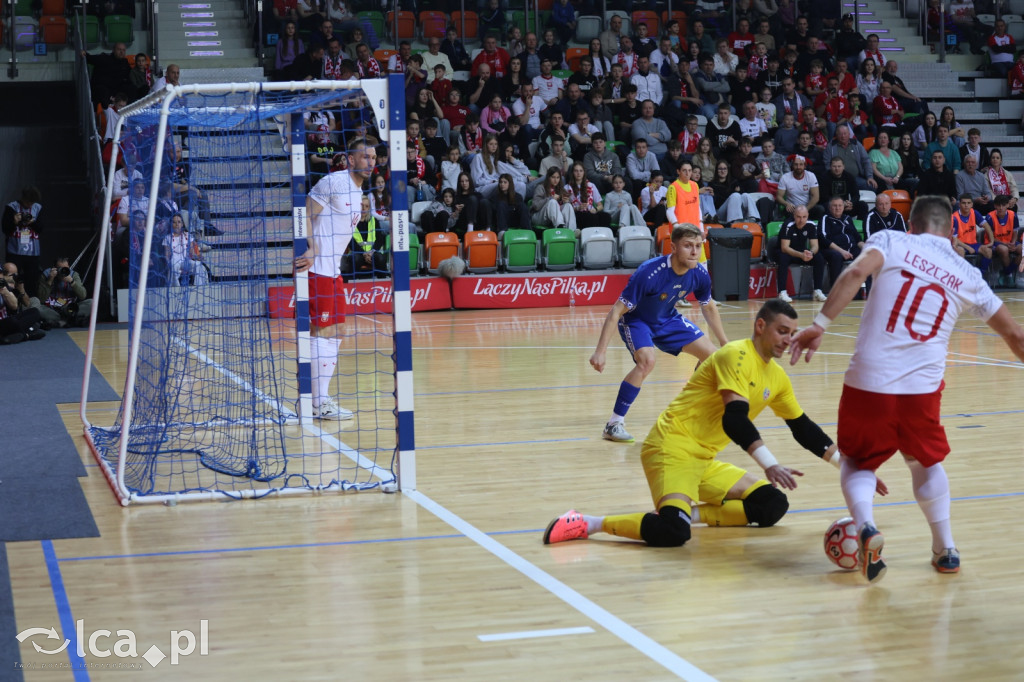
[79,76,416,505]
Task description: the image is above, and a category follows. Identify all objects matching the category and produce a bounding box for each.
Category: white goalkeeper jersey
[845,230,1003,394]
[308,169,363,278]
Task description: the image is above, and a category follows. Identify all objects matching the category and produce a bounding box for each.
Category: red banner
[267,278,452,318]
[452,273,631,309]
[749,264,779,299]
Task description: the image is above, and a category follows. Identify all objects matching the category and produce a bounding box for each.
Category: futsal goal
[79,76,415,505]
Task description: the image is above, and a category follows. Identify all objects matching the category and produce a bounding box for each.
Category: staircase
[854,0,1024,171]
[156,0,259,70]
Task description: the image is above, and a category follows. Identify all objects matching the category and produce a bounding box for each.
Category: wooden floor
[10,296,1024,681]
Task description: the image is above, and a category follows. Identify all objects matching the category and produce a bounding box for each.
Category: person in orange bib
[985,194,1022,277]
[665,162,707,264]
[951,194,992,274]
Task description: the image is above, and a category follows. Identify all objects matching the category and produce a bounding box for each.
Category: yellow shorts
[641,442,747,509]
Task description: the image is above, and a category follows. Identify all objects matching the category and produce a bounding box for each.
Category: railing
[244,0,264,61]
[150,0,160,74]
[72,8,115,315]
[7,0,17,78]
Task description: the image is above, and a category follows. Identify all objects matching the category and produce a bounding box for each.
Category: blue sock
[612,381,642,420]
[979,257,991,273]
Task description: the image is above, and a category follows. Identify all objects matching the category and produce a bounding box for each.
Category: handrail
[151,0,160,74]
[73,6,115,315]
[7,0,18,79]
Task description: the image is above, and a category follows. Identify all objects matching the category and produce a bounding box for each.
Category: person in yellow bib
[545,299,867,548]
[665,162,707,263]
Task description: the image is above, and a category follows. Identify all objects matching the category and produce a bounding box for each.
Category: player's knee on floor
[742,485,789,527]
[640,506,692,547]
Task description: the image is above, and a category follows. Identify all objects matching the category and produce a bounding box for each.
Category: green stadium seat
[853,219,865,240]
[502,229,538,272]
[357,11,385,38]
[14,0,33,17]
[73,14,100,47]
[507,10,527,37]
[103,14,133,47]
[765,221,784,239]
[386,233,421,275]
[541,228,578,270]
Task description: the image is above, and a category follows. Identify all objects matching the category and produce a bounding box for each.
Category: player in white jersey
[790,195,1024,583]
[295,139,376,420]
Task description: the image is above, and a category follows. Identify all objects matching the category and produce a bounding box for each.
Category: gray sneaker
[602,422,635,443]
[932,547,960,574]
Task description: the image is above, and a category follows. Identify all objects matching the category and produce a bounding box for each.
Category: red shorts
[837,382,949,471]
[308,272,346,328]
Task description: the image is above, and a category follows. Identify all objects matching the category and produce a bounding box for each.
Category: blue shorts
[618,314,705,357]
[961,242,981,254]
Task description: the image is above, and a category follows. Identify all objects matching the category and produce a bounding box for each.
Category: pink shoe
[543,510,589,544]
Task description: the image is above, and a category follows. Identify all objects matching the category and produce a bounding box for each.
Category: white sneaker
[812,289,827,302]
[777,290,793,303]
[312,397,354,421]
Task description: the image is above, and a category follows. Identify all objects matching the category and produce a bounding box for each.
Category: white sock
[841,458,878,530]
[312,337,340,406]
[607,414,625,425]
[583,514,604,535]
[907,458,955,553]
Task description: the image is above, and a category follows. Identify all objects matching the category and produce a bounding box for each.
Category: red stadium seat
[40,15,67,45]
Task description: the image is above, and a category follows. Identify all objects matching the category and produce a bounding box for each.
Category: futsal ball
[824,517,860,570]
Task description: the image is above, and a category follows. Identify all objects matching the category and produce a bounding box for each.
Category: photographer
[3,187,43,280]
[38,257,92,327]
[0,263,46,344]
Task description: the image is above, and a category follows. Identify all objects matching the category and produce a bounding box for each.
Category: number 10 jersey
[845,230,1003,394]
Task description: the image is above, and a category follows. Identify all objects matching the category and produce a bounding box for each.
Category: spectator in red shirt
[1010,52,1024,95]
[727,18,755,58]
[442,89,471,131]
[272,0,299,27]
[872,80,904,136]
[814,76,852,140]
[828,60,857,97]
[355,43,381,78]
[471,35,511,78]
[988,19,1016,78]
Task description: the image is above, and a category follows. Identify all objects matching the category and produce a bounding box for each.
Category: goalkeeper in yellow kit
[545,299,858,547]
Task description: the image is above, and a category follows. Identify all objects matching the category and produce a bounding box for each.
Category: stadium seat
[566,47,588,71]
[507,10,528,37]
[40,15,67,46]
[859,189,877,206]
[853,219,865,240]
[463,230,499,273]
[103,14,133,47]
[374,48,397,68]
[419,11,447,39]
[386,11,416,40]
[357,11,385,39]
[883,189,912,221]
[861,136,875,151]
[731,221,764,259]
[618,225,655,268]
[575,16,602,43]
[13,0,33,16]
[13,17,36,50]
[386,233,422,275]
[451,11,478,40]
[424,232,461,274]
[541,228,578,270]
[410,200,432,227]
[580,227,617,269]
[73,14,99,47]
[661,10,687,35]
[765,220,784,240]
[702,224,723,259]
[631,10,660,36]
[40,0,64,15]
[537,0,553,9]
[656,223,673,254]
[502,229,538,272]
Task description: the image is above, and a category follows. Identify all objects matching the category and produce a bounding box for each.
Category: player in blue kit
[590,224,729,442]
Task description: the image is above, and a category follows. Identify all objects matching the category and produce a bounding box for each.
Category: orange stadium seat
[883,189,912,221]
[565,47,588,71]
[40,15,67,46]
[703,224,723,259]
[386,11,415,40]
[374,48,396,69]
[451,11,478,40]
[661,10,687,36]
[731,221,764,259]
[424,232,460,273]
[41,0,64,16]
[463,230,499,273]
[419,11,447,39]
[656,223,673,254]
[631,10,660,37]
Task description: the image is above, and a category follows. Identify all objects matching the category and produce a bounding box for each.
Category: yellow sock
[601,513,647,540]
[700,481,769,527]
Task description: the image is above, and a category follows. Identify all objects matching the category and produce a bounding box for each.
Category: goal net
[80,77,415,505]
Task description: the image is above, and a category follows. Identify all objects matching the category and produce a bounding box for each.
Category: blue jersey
[618,256,713,327]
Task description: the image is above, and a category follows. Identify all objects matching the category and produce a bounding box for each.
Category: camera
[58,267,71,278]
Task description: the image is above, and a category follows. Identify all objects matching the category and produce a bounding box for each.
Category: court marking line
[52,490,1024,563]
[42,540,90,681]
[478,626,595,642]
[406,489,717,682]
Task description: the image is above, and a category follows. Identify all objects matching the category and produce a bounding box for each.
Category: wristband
[813,312,833,331]
[826,450,841,469]
[751,445,779,470]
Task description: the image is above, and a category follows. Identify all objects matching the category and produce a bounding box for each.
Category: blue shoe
[858,523,887,584]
